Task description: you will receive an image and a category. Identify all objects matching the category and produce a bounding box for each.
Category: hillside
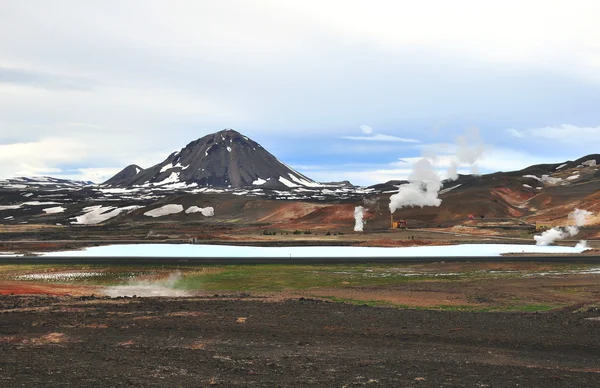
[104,129,324,190]
[1,148,599,234]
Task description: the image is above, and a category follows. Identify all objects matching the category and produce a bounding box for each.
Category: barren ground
[1,295,599,387]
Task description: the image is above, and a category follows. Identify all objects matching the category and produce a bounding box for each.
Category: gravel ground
[0,295,599,387]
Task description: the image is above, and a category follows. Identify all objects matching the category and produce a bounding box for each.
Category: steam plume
[389,158,442,213]
[447,128,485,180]
[354,206,365,232]
[534,208,593,246]
[569,208,593,226]
[389,129,485,214]
[103,272,189,297]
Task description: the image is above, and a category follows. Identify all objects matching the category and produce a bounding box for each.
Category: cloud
[0,1,599,180]
[505,128,524,138]
[507,124,600,146]
[360,125,373,134]
[59,167,122,183]
[0,130,169,182]
[278,0,600,82]
[300,145,555,186]
[398,147,551,174]
[0,66,96,91]
[341,134,420,143]
[0,137,88,177]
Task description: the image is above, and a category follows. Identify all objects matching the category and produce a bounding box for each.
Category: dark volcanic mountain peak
[103,165,144,186]
[105,129,321,189]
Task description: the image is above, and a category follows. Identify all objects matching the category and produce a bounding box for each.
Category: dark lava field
[1,295,599,387]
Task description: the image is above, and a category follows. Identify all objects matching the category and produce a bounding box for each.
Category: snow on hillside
[439,184,462,195]
[185,206,215,216]
[153,172,180,186]
[279,176,299,188]
[287,173,323,188]
[253,178,267,185]
[0,201,62,211]
[72,205,142,225]
[43,206,66,214]
[144,204,184,217]
[0,205,24,211]
[523,174,563,185]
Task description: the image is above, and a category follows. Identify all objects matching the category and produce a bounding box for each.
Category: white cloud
[302,145,555,186]
[341,134,420,143]
[0,130,168,182]
[508,124,600,146]
[64,168,123,183]
[506,128,524,138]
[0,138,88,177]
[399,147,552,173]
[360,125,373,134]
[0,1,598,180]
[278,0,600,82]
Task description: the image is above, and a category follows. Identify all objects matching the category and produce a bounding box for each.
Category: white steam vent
[389,128,485,214]
[389,158,442,213]
[534,208,593,246]
[354,206,365,232]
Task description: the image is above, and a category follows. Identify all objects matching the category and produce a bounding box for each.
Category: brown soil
[0,281,98,296]
[355,239,453,247]
[0,295,599,387]
[303,275,600,308]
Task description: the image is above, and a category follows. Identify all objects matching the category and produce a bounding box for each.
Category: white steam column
[534,208,593,246]
[354,206,365,232]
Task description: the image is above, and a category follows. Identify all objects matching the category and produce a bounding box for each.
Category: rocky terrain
[0,295,599,387]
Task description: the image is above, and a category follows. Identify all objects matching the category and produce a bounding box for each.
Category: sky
[1,0,600,186]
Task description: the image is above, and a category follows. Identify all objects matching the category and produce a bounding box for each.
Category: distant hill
[103,129,322,190]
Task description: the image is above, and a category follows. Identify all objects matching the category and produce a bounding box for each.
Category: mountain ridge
[104,129,323,190]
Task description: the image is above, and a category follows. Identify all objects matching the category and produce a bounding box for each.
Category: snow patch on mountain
[0,205,22,211]
[439,184,462,195]
[278,176,300,188]
[0,201,62,211]
[582,160,597,167]
[287,173,323,188]
[144,204,184,217]
[43,206,66,214]
[185,206,214,216]
[159,163,188,173]
[154,172,180,186]
[523,174,563,185]
[72,205,142,225]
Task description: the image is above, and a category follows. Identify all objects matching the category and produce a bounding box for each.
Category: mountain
[2,152,600,231]
[104,129,322,189]
[103,165,144,186]
[0,176,93,190]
